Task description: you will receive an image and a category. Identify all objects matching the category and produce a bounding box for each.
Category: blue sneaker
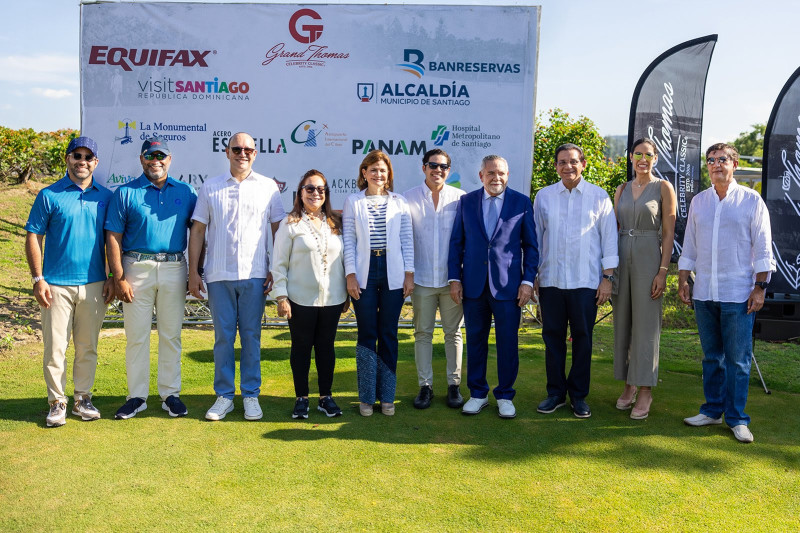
[115,398,147,420]
[162,395,188,417]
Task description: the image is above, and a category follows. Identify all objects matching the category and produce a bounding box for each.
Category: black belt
[124,251,184,262]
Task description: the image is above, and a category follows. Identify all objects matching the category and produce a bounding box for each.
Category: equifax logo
[88,46,213,72]
[289,9,323,44]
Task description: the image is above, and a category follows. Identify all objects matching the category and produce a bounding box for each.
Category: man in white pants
[405,149,465,409]
[25,136,114,427]
[106,136,197,419]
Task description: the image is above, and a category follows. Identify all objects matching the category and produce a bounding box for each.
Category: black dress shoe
[537,395,566,414]
[446,384,464,408]
[413,386,433,409]
[571,399,592,419]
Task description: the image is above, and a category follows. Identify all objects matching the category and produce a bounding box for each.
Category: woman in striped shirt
[343,150,414,416]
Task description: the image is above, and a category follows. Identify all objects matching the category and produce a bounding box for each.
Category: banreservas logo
[89,46,212,71]
[397,48,520,78]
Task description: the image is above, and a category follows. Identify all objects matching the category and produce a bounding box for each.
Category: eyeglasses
[426,162,450,170]
[302,185,326,195]
[632,152,655,161]
[706,156,731,165]
[230,146,256,156]
[143,152,168,161]
[70,153,96,162]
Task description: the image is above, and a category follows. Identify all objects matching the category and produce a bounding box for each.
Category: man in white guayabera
[188,132,286,422]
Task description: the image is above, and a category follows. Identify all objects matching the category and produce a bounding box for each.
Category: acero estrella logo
[289,9,323,44]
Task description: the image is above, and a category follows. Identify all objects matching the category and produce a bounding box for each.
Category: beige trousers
[122,256,187,400]
[411,284,463,387]
[41,281,106,404]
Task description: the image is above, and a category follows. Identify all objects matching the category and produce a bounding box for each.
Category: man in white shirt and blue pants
[679,143,775,444]
[405,149,466,409]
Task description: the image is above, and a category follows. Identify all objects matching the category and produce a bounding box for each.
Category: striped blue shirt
[25,174,112,286]
[366,196,388,249]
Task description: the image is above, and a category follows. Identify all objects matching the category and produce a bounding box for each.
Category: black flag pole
[626,34,717,262]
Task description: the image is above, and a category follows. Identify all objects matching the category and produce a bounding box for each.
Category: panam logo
[352,138,427,156]
[89,46,213,71]
[397,48,521,77]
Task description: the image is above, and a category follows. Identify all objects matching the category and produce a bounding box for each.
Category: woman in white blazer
[343,150,414,417]
[272,170,348,420]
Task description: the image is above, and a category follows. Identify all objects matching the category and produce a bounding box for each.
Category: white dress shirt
[191,170,286,283]
[270,216,347,307]
[404,183,465,288]
[678,181,775,303]
[533,178,618,289]
[343,190,414,290]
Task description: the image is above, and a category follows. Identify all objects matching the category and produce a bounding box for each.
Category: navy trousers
[539,287,597,401]
[462,282,521,400]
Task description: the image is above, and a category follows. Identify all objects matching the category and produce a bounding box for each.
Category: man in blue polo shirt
[106,136,197,419]
[25,136,114,427]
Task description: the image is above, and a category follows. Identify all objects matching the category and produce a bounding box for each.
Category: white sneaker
[205,396,234,421]
[243,397,263,421]
[461,396,489,415]
[72,396,101,421]
[497,399,516,419]
[46,401,67,427]
[683,413,723,427]
[731,425,754,443]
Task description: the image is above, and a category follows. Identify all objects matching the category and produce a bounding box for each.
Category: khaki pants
[42,281,106,404]
[411,284,463,387]
[122,256,187,400]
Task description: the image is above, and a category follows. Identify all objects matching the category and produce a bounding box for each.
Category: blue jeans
[207,278,266,399]
[693,300,755,427]
[351,254,405,403]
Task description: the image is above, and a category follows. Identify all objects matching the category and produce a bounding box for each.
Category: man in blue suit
[448,155,538,418]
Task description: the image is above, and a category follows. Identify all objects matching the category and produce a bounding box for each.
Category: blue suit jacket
[448,187,538,300]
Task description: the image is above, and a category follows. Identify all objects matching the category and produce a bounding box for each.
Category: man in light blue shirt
[106,136,197,419]
[25,136,114,427]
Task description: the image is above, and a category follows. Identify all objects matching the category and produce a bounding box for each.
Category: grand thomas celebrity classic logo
[261,9,349,69]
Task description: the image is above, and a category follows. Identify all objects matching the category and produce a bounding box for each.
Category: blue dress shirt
[105,174,197,253]
[25,174,112,286]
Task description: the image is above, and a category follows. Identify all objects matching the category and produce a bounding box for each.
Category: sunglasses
[632,152,655,161]
[426,162,450,170]
[143,152,168,161]
[230,146,256,156]
[706,156,731,165]
[302,185,327,195]
[70,153,96,162]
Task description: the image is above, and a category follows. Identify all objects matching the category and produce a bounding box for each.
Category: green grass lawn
[1,324,798,531]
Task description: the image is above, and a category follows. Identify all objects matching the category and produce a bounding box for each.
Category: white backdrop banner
[80,2,539,208]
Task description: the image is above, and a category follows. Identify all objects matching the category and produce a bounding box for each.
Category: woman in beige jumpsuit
[612,138,676,420]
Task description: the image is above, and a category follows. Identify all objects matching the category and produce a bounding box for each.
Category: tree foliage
[0,127,78,183]
[731,123,766,167]
[531,108,627,199]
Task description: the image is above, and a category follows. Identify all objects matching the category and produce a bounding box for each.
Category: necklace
[301,208,329,276]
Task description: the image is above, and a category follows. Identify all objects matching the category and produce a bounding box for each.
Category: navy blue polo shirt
[25,174,112,286]
[104,174,197,253]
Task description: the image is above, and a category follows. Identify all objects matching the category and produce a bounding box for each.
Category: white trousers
[411,284,464,387]
[122,256,187,400]
[41,281,106,404]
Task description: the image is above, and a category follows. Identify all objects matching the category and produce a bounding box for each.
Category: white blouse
[270,215,347,307]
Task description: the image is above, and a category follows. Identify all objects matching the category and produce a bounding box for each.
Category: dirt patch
[0,295,41,349]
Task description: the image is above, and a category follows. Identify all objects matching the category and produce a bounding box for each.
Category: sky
[2,0,799,149]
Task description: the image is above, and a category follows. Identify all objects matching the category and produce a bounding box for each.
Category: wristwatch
[754,281,768,290]
[602,274,615,283]
[32,276,45,284]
